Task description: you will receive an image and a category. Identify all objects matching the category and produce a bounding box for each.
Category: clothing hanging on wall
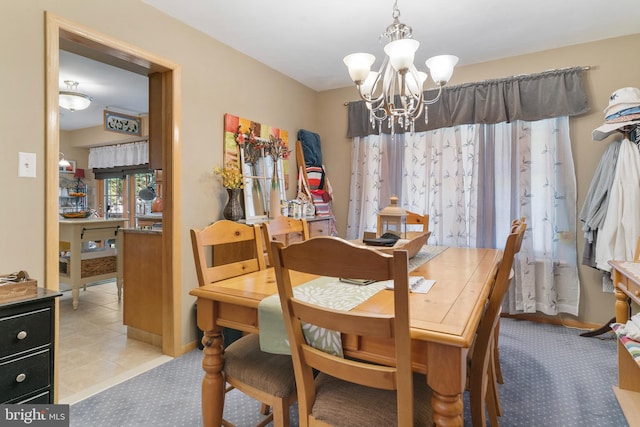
[584,87,640,272]
[594,137,640,272]
[579,139,621,268]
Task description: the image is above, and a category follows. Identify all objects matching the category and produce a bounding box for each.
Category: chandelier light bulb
[405,71,428,94]
[343,53,376,83]
[426,55,459,85]
[360,71,379,97]
[384,39,419,72]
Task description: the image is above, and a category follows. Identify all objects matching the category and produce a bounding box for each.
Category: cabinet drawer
[0,308,51,359]
[0,349,50,403]
[309,220,330,237]
[624,277,640,301]
[7,390,50,404]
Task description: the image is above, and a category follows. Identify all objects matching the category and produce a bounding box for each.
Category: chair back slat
[301,345,398,390]
[273,237,397,281]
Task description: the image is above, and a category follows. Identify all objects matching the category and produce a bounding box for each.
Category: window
[103,177,125,218]
[96,172,156,226]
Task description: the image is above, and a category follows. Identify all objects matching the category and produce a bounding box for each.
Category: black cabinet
[0,289,61,404]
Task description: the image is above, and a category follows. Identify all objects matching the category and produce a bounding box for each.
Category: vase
[269,162,282,218]
[223,188,243,221]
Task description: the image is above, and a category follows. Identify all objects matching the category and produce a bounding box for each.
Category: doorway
[45,13,182,400]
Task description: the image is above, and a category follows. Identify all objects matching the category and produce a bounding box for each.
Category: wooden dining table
[190,246,502,427]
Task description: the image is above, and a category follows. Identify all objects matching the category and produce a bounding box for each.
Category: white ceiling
[60,0,640,131]
[59,50,148,131]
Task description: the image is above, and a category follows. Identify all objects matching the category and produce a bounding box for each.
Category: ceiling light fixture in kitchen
[59,80,92,112]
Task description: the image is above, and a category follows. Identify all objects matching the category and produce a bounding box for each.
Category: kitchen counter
[122,228,162,235]
[59,217,125,226]
[137,212,162,229]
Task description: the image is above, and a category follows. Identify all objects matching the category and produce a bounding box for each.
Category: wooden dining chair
[406,210,429,231]
[271,236,434,426]
[262,216,310,267]
[469,219,526,427]
[492,217,526,388]
[190,220,297,427]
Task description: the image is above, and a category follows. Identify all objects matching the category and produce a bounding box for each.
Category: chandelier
[59,80,92,112]
[343,1,458,133]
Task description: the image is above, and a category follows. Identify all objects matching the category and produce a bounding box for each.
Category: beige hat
[604,87,640,117]
[592,87,640,141]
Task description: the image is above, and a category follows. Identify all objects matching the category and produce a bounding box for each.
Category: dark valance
[92,164,151,180]
[346,67,589,138]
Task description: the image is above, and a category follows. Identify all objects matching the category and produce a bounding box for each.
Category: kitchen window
[96,172,156,226]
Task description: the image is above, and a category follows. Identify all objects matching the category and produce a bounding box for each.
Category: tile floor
[57,281,171,404]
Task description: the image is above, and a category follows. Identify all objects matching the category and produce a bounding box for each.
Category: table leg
[427,343,466,426]
[198,299,225,427]
[431,392,463,426]
[613,270,631,324]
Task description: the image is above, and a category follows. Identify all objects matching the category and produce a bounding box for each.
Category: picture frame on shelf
[59,160,76,174]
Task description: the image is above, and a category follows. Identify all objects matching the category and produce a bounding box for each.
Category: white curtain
[493,118,579,316]
[346,117,580,316]
[346,134,402,239]
[402,125,481,247]
[88,141,149,169]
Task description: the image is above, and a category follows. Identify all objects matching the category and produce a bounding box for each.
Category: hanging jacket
[595,138,640,271]
[579,140,621,268]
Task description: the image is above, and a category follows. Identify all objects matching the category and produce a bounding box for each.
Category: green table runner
[258,245,447,355]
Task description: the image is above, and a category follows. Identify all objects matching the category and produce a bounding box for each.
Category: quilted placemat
[258,245,447,356]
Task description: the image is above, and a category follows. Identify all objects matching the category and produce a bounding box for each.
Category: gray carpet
[70,318,628,426]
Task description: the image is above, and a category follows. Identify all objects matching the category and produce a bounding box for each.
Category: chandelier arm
[355,54,390,106]
[370,107,388,122]
[356,84,385,105]
[423,84,444,105]
[405,64,424,100]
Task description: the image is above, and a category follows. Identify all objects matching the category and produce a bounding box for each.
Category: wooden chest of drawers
[212,216,335,266]
[0,289,61,404]
[307,216,333,237]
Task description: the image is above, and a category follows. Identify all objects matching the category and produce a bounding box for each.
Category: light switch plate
[18,152,36,178]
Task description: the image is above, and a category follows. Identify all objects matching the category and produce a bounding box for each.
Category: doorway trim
[45,13,182,367]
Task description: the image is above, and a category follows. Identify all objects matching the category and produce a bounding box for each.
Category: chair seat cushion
[311,372,433,426]
[223,334,296,397]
